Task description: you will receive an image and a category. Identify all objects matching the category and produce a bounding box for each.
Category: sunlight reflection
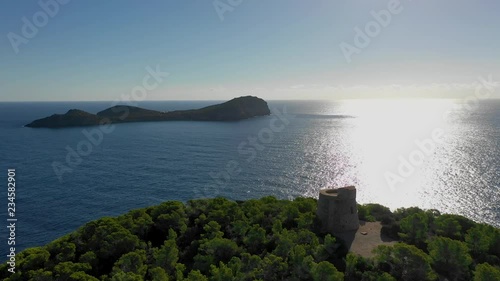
[336,99,456,207]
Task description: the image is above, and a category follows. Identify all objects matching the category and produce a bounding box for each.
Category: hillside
[2,197,499,280]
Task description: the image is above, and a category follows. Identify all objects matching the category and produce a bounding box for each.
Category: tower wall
[317,186,359,234]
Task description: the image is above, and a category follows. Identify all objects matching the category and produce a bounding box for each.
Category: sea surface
[0,99,499,255]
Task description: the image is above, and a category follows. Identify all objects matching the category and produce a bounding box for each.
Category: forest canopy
[2,196,500,281]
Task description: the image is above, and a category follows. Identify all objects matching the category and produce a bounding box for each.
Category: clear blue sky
[1,0,499,101]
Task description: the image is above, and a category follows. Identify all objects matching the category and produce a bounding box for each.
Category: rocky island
[25,96,271,128]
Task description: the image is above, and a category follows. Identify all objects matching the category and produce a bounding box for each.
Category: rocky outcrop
[25,96,271,128]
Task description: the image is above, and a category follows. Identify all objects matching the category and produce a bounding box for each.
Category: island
[25,96,271,128]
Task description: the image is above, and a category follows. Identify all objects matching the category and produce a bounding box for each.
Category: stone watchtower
[317,186,359,234]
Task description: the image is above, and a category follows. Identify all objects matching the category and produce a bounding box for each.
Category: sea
[0,99,499,255]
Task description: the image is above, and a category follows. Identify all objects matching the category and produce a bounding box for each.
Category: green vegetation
[2,197,499,280]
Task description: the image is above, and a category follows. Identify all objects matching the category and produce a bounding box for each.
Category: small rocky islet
[25,96,271,128]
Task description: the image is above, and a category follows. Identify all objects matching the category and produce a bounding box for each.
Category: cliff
[25,96,271,128]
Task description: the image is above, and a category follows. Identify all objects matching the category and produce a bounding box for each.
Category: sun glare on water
[333,99,457,207]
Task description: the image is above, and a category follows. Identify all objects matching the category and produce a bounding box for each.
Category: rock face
[25,96,271,128]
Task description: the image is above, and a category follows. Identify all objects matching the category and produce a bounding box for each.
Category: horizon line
[1,97,498,103]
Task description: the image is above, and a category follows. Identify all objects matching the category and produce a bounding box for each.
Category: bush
[3,197,498,281]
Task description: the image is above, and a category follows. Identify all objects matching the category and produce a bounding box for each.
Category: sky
[0,0,499,101]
